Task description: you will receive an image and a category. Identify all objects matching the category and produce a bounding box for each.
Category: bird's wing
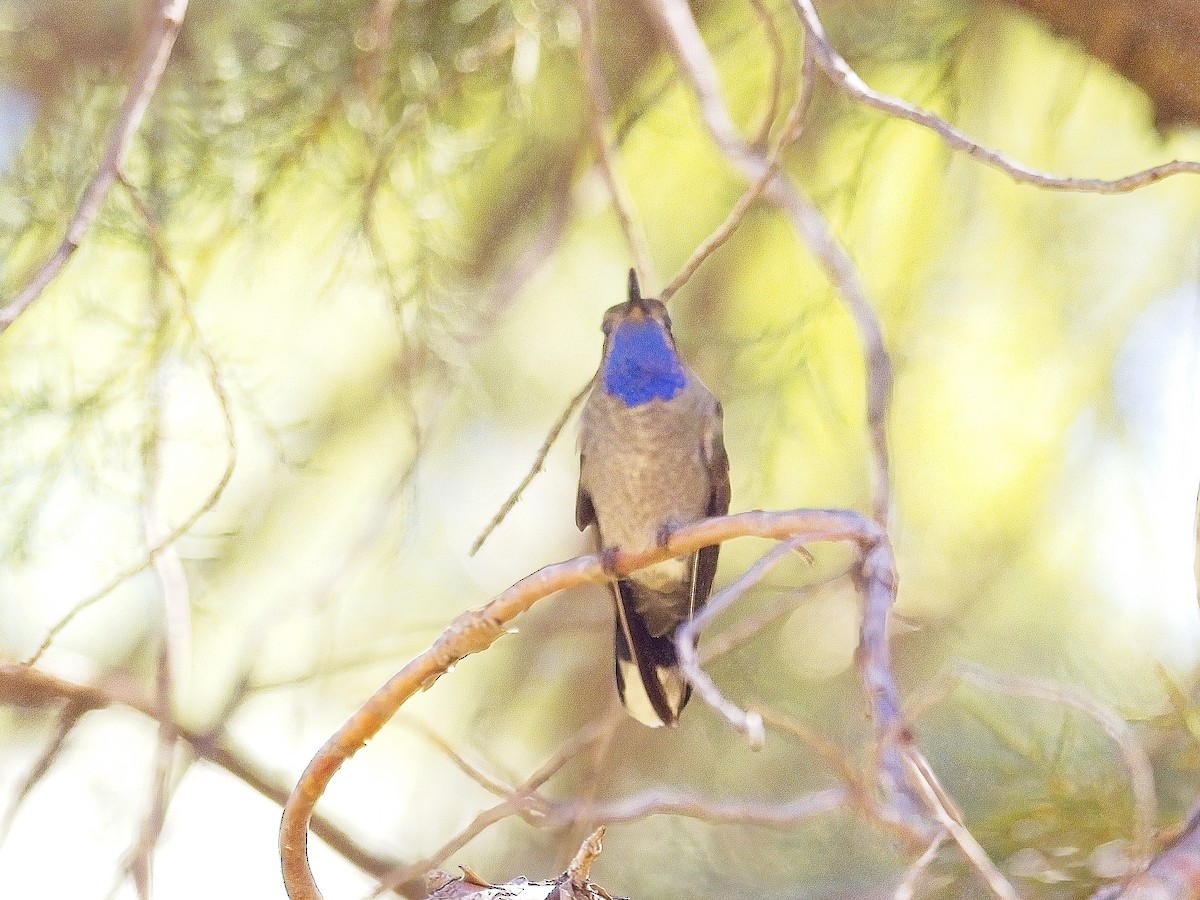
[692,400,730,610]
[576,466,596,532]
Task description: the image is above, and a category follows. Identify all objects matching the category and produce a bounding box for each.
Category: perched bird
[577,270,730,727]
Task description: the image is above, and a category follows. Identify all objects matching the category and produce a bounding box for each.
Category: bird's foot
[655,519,680,551]
[599,545,621,578]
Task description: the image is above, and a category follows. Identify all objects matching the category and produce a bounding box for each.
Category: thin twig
[577,0,657,291]
[128,642,177,899]
[748,0,787,148]
[469,378,593,556]
[368,714,622,898]
[548,785,849,828]
[788,0,1200,193]
[22,176,238,667]
[756,705,864,791]
[127,708,177,899]
[699,566,853,664]
[551,694,623,870]
[905,748,1021,900]
[951,664,1158,868]
[676,535,818,744]
[0,0,190,332]
[0,700,89,849]
[128,159,190,895]
[645,0,892,528]
[659,40,816,302]
[754,703,941,847]
[396,716,519,802]
[645,0,915,819]
[894,829,947,900]
[0,662,408,895]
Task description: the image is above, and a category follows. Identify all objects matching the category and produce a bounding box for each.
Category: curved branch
[789,0,1200,193]
[0,0,190,333]
[279,507,889,900]
[911,663,1159,869]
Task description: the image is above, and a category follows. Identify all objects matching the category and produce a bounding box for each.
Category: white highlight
[618,658,687,728]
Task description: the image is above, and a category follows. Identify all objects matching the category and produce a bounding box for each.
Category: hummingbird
[576,270,730,728]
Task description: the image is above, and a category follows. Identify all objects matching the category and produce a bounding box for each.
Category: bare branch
[677,536,815,744]
[636,7,914,823]
[128,202,193,894]
[788,0,1200,193]
[699,566,853,665]
[128,643,178,899]
[0,662,406,893]
[894,830,947,900]
[469,378,593,556]
[368,714,622,898]
[659,41,816,302]
[0,699,89,849]
[0,0,190,332]
[747,0,787,148]
[756,705,865,795]
[917,663,1159,869]
[548,785,850,828]
[643,0,893,528]
[280,507,891,900]
[22,177,238,667]
[396,716,519,801]
[549,695,623,870]
[904,748,1021,900]
[577,0,658,291]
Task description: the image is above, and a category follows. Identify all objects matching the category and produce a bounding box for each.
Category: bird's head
[599,270,687,406]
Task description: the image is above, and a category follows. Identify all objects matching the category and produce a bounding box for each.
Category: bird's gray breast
[578,377,716,556]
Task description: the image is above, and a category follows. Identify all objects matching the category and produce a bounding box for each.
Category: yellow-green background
[1,0,1199,897]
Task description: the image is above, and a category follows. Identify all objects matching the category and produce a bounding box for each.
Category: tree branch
[0,662,405,893]
[788,0,1200,193]
[469,378,593,556]
[659,41,815,303]
[642,0,894,529]
[0,0,190,333]
[21,175,238,667]
[641,0,915,825]
[279,507,899,900]
[577,0,658,291]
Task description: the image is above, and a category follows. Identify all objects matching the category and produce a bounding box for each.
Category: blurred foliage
[0,0,1199,898]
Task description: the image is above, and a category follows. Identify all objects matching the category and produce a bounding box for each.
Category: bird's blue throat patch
[603,319,687,406]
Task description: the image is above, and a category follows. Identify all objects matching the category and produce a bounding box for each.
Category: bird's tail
[612,580,693,728]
